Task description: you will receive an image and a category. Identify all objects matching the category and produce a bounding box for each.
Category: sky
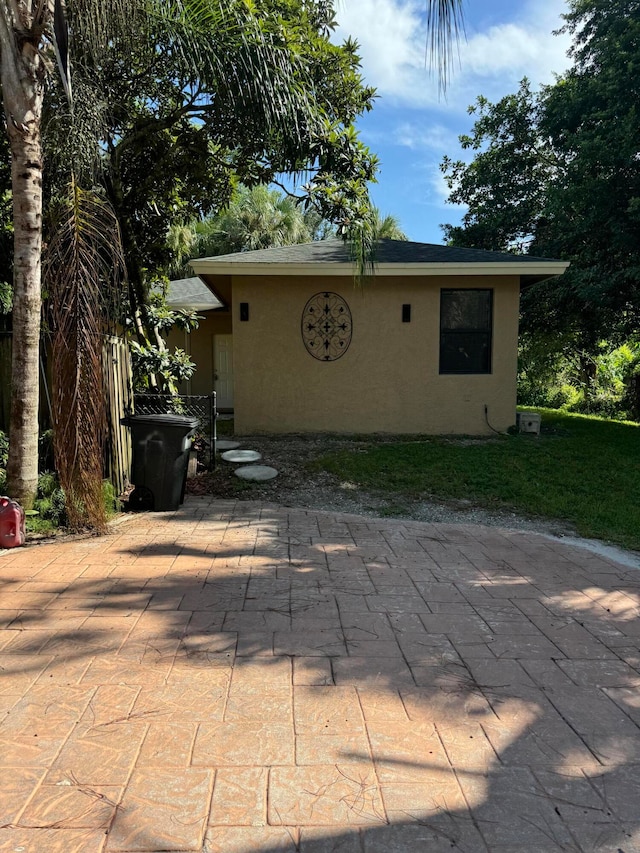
[332,0,573,244]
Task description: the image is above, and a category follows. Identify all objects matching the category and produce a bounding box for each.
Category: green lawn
[313,409,640,551]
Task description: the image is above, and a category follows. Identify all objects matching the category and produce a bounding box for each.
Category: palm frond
[43,71,110,186]
[52,0,72,104]
[348,218,376,284]
[148,0,314,140]
[44,181,125,531]
[425,0,465,92]
[65,0,141,59]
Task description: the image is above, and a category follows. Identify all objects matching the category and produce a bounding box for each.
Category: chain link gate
[132,392,217,471]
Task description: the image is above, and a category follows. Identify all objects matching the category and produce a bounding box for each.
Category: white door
[213,335,234,410]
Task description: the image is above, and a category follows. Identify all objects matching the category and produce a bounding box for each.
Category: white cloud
[334,0,572,108]
[393,122,459,152]
[463,20,569,80]
[429,165,465,212]
[334,0,425,101]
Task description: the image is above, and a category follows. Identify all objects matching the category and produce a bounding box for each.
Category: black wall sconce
[402,304,411,323]
[240,302,249,322]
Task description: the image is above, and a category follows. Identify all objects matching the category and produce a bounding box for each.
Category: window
[440,289,493,374]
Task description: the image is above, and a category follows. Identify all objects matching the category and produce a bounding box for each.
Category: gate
[133,391,217,470]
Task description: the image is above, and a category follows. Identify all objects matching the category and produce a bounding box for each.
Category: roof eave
[190,260,570,279]
[520,267,570,287]
[167,301,225,312]
[192,272,232,309]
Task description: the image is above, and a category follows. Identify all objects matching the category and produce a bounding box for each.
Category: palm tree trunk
[0,6,49,508]
[5,124,43,507]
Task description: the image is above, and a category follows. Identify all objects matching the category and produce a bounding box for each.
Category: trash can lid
[121,413,200,429]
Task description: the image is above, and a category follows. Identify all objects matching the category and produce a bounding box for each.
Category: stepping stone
[234,465,278,482]
[216,439,241,451]
[221,449,262,463]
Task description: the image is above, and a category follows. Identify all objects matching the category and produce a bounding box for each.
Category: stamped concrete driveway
[1,498,640,852]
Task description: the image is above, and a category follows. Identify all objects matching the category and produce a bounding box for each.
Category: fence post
[211,391,217,470]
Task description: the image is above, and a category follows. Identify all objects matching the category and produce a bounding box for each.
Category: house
[168,239,567,435]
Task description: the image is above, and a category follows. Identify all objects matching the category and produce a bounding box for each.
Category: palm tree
[372,208,409,241]
[0,0,135,508]
[0,1,53,507]
[190,185,320,259]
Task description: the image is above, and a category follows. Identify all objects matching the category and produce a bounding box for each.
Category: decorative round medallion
[301,292,352,362]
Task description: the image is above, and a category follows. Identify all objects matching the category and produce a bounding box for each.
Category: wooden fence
[1,334,132,494]
[103,335,133,495]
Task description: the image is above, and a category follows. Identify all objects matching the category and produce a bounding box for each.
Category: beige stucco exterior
[226,273,520,435]
[166,309,232,397]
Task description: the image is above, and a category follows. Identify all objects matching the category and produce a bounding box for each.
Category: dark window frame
[439,288,493,375]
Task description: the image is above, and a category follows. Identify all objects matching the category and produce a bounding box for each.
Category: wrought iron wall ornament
[301,292,352,361]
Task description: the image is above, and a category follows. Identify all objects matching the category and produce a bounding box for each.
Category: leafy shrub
[129,341,197,392]
[0,430,56,487]
[518,338,640,421]
[33,472,67,526]
[0,439,120,530]
[102,479,119,517]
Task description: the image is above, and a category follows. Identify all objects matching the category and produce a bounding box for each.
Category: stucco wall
[166,309,232,397]
[231,274,520,435]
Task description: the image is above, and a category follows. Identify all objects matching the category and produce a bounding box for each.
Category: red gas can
[0,496,26,548]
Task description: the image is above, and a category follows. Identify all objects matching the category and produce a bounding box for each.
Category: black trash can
[121,413,199,511]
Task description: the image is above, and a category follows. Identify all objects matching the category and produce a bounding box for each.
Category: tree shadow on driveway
[0,499,639,851]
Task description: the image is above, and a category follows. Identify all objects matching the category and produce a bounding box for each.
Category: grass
[313,409,640,551]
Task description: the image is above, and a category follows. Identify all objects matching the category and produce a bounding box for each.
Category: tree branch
[114,96,203,158]
[270,178,309,200]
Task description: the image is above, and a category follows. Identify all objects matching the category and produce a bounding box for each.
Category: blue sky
[333,0,573,243]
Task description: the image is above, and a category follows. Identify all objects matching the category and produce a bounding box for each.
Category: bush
[33,472,67,527]
[518,338,640,421]
[102,479,120,518]
[0,435,121,531]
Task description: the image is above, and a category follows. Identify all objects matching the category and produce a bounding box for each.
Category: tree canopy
[44,0,379,298]
[440,0,640,349]
[41,0,383,399]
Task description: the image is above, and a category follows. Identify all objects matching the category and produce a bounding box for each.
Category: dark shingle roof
[166,277,222,310]
[194,238,561,266]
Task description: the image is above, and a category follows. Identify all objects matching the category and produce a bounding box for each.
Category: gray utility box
[121,413,199,511]
[516,411,541,435]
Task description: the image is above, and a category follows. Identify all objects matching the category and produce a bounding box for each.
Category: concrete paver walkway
[1,498,640,852]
